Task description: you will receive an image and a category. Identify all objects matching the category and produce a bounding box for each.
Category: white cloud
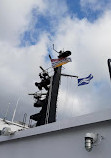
[54,11,111,119]
[0,33,50,121]
[0,0,47,45]
[0,0,111,123]
[0,0,69,122]
[53,11,111,77]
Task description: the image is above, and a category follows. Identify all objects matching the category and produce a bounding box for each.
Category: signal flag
[78,74,93,86]
[51,57,72,68]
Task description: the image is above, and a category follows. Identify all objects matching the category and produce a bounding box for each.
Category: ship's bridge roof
[0,108,111,143]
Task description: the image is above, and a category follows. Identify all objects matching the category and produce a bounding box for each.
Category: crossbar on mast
[61,74,78,78]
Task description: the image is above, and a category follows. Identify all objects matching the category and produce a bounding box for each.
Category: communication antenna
[49,44,61,60]
[23,113,27,126]
[40,66,46,72]
[12,98,20,122]
[53,44,59,53]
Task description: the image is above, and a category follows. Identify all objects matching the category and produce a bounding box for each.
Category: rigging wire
[70,77,79,117]
[57,76,79,119]
[45,76,53,124]
[64,77,69,106]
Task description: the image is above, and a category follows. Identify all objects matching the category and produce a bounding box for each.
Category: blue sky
[20,0,110,47]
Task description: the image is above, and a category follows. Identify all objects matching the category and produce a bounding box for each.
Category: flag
[51,57,72,68]
[78,74,93,86]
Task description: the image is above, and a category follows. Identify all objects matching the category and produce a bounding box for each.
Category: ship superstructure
[0,52,110,158]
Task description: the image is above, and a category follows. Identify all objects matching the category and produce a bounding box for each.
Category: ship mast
[29,45,73,126]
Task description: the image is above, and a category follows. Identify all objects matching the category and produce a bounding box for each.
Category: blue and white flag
[78,74,93,86]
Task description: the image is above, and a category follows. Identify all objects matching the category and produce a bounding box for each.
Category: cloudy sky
[0,0,111,123]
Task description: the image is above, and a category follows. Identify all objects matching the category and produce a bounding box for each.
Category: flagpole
[61,74,78,78]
